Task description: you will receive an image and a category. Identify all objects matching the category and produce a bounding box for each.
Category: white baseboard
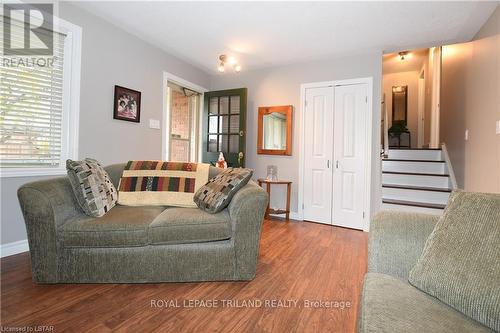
[268,211,303,221]
[1,239,29,258]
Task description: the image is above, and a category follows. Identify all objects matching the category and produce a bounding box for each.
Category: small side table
[257,179,292,220]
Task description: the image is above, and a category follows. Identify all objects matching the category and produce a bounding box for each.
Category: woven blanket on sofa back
[118,161,210,207]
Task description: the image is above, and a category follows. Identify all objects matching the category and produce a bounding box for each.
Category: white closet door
[332,84,368,229]
[303,86,334,224]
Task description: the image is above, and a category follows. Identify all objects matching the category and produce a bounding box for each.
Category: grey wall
[209,53,383,219]
[1,3,210,246]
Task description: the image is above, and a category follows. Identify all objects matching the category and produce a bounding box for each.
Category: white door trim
[298,77,373,231]
[162,72,208,161]
[417,68,425,148]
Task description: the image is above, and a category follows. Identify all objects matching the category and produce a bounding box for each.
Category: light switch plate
[149,119,160,130]
[496,120,500,135]
[464,129,469,141]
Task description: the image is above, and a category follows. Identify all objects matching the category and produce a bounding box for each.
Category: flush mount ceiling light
[218,54,241,73]
[398,51,409,60]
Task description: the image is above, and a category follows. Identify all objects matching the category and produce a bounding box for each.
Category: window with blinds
[0,20,67,168]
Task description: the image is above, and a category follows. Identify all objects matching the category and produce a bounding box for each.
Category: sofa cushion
[148,207,231,245]
[194,168,253,213]
[60,206,165,248]
[359,273,494,333]
[66,158,117,217]
[409,191,500,331]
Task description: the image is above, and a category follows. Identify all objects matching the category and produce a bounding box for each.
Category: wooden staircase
[381,148,452,214]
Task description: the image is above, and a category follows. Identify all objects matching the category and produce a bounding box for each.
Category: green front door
[202,88,247,167]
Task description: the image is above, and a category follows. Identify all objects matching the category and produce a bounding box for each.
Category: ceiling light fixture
[398,51,409,61]
[218,54,241,73]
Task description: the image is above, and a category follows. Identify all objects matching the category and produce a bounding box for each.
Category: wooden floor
[0,219,368,333]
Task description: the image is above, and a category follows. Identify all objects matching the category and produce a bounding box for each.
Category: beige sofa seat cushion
[60,206,165,248]
[148,207,231,245]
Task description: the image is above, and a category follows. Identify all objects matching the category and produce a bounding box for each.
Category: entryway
[163,73,247,166]
[163,72,208,162]
[300,78,373,230]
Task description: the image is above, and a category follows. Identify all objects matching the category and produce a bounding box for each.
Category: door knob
[239,130,244,137]
[238,152,244,166]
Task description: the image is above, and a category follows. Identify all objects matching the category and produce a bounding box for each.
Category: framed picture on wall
[113,85,141,122]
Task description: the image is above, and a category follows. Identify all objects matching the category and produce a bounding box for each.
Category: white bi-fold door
[302,83,369,229]
[303,86,335,224]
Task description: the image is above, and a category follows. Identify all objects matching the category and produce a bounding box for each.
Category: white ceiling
[74,1,498,74]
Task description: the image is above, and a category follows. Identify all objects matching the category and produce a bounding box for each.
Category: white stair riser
[387,149,442,161]
[381,203,443,215]
[382,161,447,174]
[382,173,451,188]
[382,187,450,205]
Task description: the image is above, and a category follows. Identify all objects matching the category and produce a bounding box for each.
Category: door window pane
[208,135,218,152]
[219,116,229,133]
[229,135,239,153]
[230,115,240,133]
[220,135,229,152]
[209,116,218,133]
[230,96,240,114]
[209,97,218,115]
[219,96,229,114]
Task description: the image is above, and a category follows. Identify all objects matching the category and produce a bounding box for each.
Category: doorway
[300,78,373,230]
[162,72,207,162]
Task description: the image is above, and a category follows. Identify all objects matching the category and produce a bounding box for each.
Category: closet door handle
[327,160,330,169]
[336,161,339,169]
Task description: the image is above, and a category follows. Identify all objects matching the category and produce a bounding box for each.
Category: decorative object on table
[257,179,292,220]
[113,85,141,123]
[118,161,209,207]
[194,168,253,214]
[257,105,293,155]
[266,165,278,181]
[66,158,117,217]
[216,152,228,169]
[388,122,411,148]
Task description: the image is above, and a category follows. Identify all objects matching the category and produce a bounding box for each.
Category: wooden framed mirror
[392,85,408,125]
[257,105,292,155]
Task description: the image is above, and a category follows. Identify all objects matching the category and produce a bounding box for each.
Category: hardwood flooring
[0,219,368,333]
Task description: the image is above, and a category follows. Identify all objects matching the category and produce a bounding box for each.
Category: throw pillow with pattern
[66,158,117,217]
[194,168,253,214]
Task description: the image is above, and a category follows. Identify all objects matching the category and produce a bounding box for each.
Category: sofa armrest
[17,177,83,282]
[368,211,439,281]
[227,180,269,280]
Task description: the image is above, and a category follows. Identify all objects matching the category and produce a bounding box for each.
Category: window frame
[0,14,82,178]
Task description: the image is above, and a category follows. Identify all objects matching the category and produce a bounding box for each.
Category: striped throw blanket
[118,161,210,207]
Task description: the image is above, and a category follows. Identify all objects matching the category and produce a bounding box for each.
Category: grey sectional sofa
[358,211,495,333]
[17,164,268,283]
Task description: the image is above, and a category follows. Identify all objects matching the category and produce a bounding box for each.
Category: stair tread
[382,171,450,177]
[383,159,445,163]
[382,184,452,192]
[382,199,446,209]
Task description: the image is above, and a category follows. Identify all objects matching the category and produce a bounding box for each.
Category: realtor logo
[3,3,54,56]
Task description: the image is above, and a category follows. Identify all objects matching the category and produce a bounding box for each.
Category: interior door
[202,88,247,167]
[332,83,368,229]
[303,86,334,224]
